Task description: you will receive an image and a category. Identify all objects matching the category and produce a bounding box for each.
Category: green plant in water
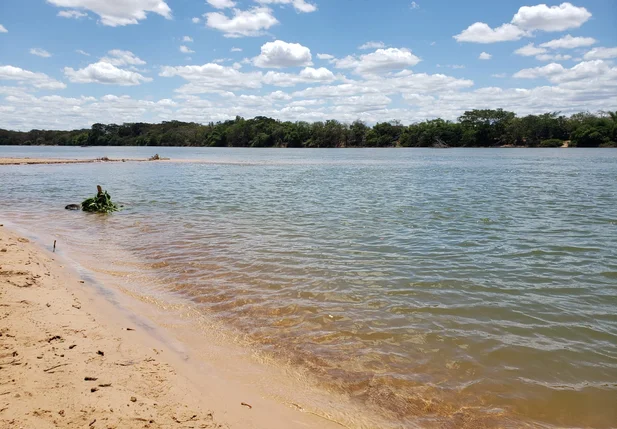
[82,185,119,213]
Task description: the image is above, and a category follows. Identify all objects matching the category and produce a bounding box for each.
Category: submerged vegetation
[81,186,119,213]
[1,109,616,148]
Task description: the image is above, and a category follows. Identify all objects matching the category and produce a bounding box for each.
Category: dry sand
[0,226,343,429]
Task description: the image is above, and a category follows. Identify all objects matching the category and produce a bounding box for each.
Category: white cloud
[299,67,335,80]
[64,61,152,85]
[231,47,243,52]
[182,36,193,42]
[491,73,507,78]
[3,64,617,130]
[0,65,66,90]
[192,17,200,23]
[76,49,90,56]
[206,7,278,37]
[180,45,195,54]
[511,2,591,32]
[410,1,419,9]
[514,43,547,56]
[334,48,421,75]
[100,50,146,66]
[255,0,317,13]
[159,63,263,93]
[540,34,596,49]
[583,47,617,60]
[513,60,615,85]
[253,40,312,68]
[359,41,386,50]
[479,52,491,60]
[514,63,565,79]
[454,22,526,43]
[0,24,7,33]
[57,9,88,18]
[455,3,592,44]
[30,48,52,58]
[317,53,334,60]
[47,0,172,26]
[535,53,572,62]
[262,67,336,86]
[207,0,236,8]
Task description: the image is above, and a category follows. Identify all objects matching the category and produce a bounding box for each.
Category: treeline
[1,109,616,148]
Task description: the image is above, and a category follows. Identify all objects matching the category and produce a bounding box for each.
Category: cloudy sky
[0,0,616,130]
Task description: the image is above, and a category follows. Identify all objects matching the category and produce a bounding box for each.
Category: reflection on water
[1,147,617,428]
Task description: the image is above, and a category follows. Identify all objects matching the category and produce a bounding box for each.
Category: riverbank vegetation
[1,109,615,148]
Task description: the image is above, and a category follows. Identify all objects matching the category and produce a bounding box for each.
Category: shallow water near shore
[1,146,617,428]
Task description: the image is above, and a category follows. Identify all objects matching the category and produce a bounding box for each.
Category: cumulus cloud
[262,67,336,86]
[207,0,236,8]
[334,48,421,75]
[255,0,317,13]
[180,45,195,54]
[64,62,152,85]
[540,34,596,49]
[100,50,146,66]
[455,2,592,44]
[253,40,312,68]
[511,2,591,32]
[359,41,386,50]
[479,52,491,60]
[182,36,193,42]
[317,53,334,60]
[192,17,200,23]
[535,53,572,62]
[206,7,278,37]
[513,60,615,85]
[454,23,526,43]
[514,43,547,56]
[0,65,66,90]
[57,9,88,18]
[30,48,52,58]
[76,49,90,56]
[263,67,336,87]
[48,0,171,26]
[0,24,7,33]
[231,47,243,52]
[583,47,617,60]
[3,62,617,130]
[159,63,263,93]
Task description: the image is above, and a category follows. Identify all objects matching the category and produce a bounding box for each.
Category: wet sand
[0,226,343,429]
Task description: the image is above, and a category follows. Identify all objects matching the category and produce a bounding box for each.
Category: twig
[44,364,68,373]
[289,403,352,429]
[172,415,197,423]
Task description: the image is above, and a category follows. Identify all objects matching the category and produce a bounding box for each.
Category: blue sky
[0,0,616,130]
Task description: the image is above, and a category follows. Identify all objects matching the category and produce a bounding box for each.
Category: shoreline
[0,225,346,429]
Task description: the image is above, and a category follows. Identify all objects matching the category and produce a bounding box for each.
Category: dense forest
[1,109,616,148]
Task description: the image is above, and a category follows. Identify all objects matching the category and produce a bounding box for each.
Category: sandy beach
[0,226,343,429]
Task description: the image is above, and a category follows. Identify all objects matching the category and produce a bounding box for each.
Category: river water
[1,147,616,428]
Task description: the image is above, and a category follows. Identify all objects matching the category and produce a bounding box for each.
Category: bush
[540,139,564,147]
[81,186,119,213]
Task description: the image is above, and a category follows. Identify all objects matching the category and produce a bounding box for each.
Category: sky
[0,0,616,131]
